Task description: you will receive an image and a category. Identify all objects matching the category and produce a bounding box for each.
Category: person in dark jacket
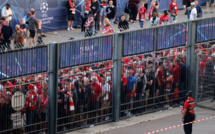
[129,0,140,22]
[83,78,92,124]
[194,0,202,18]
[66,0,76,30]
[91,0,100,32]
[178,57,186,102]
[77,83,85,125]
[106,0,116,27]
[1,20,12,50]
[27,12,38,47]
[118,15,129,31]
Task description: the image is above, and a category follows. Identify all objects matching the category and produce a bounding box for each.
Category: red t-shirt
[159,15,170,24]
[173,64,181,82]
[121,76,127,91]
[158,68,165,86]
[91,83,102,102]
[165,76,174,91]
[26,91,37,111]
[169,2,178,15]
[138,7,147,21]
[184,98,195,114]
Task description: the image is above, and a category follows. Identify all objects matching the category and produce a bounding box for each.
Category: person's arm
[1,7,7,18]
[169,3,173,14]
[176,4,178,15]
[95,2,100,13]
[113,6,116,18]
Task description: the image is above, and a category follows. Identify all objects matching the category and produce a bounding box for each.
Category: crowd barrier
[0,17,215,134]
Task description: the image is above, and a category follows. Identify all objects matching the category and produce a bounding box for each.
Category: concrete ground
[67,107,215,134]
[10,6,215,49]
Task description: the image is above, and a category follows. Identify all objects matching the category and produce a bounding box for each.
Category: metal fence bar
[48,43,59,134]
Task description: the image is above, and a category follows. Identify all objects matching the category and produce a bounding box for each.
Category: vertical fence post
[187,21,197,98]
[48,43,58,134]
[113,34,123,122]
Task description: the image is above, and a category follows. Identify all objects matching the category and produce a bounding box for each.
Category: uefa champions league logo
[40,3,49,14]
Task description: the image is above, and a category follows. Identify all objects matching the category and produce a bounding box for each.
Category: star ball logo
[40,3,49,14]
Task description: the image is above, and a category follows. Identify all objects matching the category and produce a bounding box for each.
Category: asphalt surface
[100,108,215,134]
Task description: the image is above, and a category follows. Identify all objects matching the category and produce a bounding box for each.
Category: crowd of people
[0,0,209,51]
[0,45,215,133]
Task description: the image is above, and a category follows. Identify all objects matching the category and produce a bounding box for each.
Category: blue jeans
[109,19,113,28]
[186,9,191,19]
[170,15,177,23]
[139,20,144,28]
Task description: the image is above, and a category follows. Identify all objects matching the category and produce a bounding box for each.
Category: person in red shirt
[26,84,37,131]
[182,91,195,134]
[173,59,181,89]
[164,69,174,108]
[90,76,102,122]
[138,2,147,28]
[159,10,170,25]
[169,0,178,23]
[102,18,114,34]
[155,61,165,105]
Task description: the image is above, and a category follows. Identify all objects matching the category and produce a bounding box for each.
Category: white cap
[191,2,195,6]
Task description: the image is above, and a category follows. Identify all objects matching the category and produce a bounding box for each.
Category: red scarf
[86,3,89,11]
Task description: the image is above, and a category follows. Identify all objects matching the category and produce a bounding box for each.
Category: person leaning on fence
[1,20,12,51]
[102,18,114,34]
[149,12,159,27]
[125,70,137,117]
[66,0,76,30]
[169,0,178,23]
[194,0,202,18]
[138,2,147,28]
[118,15,129,32]
[84,14,95,37]
[81,0,91,33]
[159,10,170,25]
[14,24,25,48]
[190,2,197,20]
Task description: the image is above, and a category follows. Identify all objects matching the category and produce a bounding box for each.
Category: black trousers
[94,14,100,31]
[130,8,138,21]
[183,114,195,134]
[81,14,89,32]
[1,39,11,51]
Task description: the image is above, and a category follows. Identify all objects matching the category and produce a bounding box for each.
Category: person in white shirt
[1,4,13,23]
[190,2,197,20]
[100,77,110,121]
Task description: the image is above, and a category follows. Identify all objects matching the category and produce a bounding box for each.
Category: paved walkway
[66,107,215,134]
[10,7,215,50]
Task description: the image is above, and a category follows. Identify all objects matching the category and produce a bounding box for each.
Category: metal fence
[195,54,215,110]
[0,17,215,134]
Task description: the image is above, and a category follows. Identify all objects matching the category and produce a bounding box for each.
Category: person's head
[15,24,20,31]
[164,10,169,16]
[92,76,97,84]
[159,61,164,68]
[27,84,34,93]
[84,78,89,86]
[172,0,176,3]
[104,18,111,26]
[141,2,145,7]
[31,11,35,17]
[207,57,212,63]
[85,0,89,3]
[166,69,172,76]
[19,18,24,25]
[78,74,83,82]
[30,8,35,12]
[151,2,155,7]
[0,17,5,23]
[175,58,181,65]
[194,0,198,5]
[186,90,193,98]
[5,4,10,10]
[169,59,174,66]
[27,12,32,18]
[145,67,149,74]
[92,0,97,3]
[101,77,106,84]
[88,14,93,20]
[127,70,133,77]
[121,15,125,21]
[109,0,113,6]
[5,20,9,26]
[191,2,195,8]
[42,81,48,90]
[42,89,48,96]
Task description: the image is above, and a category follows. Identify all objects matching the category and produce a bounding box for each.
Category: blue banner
[0,46,47,80]
[196,18,215,43]
[157,23,187,50]
[59,36,113,68]
[123,29,154,56]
